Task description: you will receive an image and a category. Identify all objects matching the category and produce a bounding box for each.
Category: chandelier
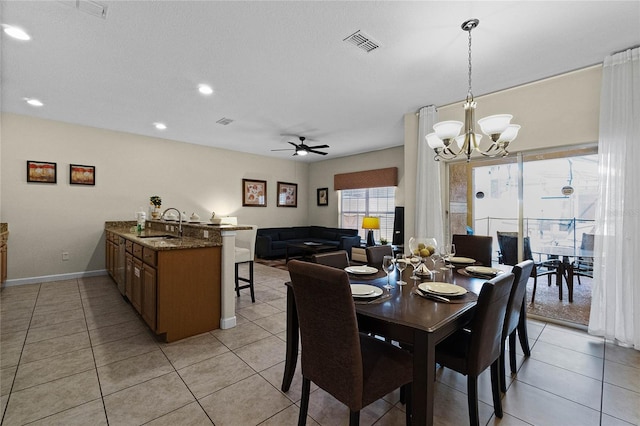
[427,19,520,162]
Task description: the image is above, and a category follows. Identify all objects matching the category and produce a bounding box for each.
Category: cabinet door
[106,240,114,278]
[125,252,133,300]
[131,258,143,313]
[1,239,7,284]
[142,265,157,330]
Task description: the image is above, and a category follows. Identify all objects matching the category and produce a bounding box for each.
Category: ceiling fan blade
[308,149,328,155]
[307,144,329,149]
[271,148,294,151]
[288,142,299,148]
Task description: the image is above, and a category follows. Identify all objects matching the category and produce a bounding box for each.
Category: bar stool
[235,225,257,302]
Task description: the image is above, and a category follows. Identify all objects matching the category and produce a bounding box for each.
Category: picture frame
[26,160,57,184]
[70,164,95,185]
[317,187,328,206]
[277,181,298,207]
[242,178,267,207]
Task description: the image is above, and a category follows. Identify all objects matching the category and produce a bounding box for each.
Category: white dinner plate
[345,266,378,275]
[449,257,476,265]
[465,266,502,276]
[418,282,467,296]
[351,284,384,299]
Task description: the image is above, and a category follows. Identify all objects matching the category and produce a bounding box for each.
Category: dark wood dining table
[281,264,505,426]
[533,245,594,302]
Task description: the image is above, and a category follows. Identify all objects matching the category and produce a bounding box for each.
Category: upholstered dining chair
[496,232,559,303]
[435,272,515,426]
[235,225,257,303]
[573,233,594,285]
[365,245,393,268]
[499,260,535,393]
[287,260,413,426]
[311,250,350,269]
[451,234,493,266]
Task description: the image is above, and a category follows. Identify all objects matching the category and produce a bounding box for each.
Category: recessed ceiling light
[198,84,213,95]
[3,25,31,41]
[153,122,167,130]
[24,98,43,107]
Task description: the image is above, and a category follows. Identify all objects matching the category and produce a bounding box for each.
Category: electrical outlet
[203,230,209,238]
[62,251,69,261]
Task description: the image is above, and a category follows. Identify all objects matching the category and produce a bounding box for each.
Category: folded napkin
[415,264,432,275]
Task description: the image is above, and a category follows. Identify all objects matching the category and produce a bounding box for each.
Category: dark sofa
[256,226,361,259]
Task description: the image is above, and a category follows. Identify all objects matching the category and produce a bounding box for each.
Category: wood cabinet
[1,231,7,285]
[112,231,221,342]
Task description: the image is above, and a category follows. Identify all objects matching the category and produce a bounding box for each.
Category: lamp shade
[477,114,512,135]
[362,216,380,230]
[433,120,463,140]
[426,133,444,149]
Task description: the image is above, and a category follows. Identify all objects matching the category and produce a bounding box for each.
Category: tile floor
[1,263,638,425]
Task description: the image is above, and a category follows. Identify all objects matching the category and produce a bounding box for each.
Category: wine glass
[395,254,407,285]
[443,243,456,269]
[409,255,422,281]
[382,255,395,291]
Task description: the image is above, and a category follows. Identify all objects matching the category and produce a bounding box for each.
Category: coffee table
[285,242,336,263]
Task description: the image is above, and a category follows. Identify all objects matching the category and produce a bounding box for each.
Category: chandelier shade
[428,19,520,162]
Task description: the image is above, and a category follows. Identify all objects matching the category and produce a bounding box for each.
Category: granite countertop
[0,223,7,236]
[111,229,220,250]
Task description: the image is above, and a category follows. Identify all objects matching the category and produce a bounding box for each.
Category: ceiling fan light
[296,149,308,156]
[426,133,444,149]
[478,114,512,136]
[497,124,521,143]
[433,120,463,140]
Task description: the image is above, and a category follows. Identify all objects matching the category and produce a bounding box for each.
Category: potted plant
[380,237,389,245]
[150,195,162,219]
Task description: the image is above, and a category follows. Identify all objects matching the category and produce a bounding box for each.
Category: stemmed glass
[395,254,407,285]
[382,255,395,291]
[409,255,422,281]
[443,243,456,269]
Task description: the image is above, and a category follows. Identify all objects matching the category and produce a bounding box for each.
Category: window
[339,187,396,243]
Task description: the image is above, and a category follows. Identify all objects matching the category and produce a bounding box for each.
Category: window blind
[334,167,398,190]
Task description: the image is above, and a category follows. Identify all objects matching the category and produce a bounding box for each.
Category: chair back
[496,232,536,265]
[503,260,534,338]
[235,225,257,261]
[287,260,363,408]
[581,233,595,250]
[311,250,350,269]
[467,272,515,376]
[452,234,493,266]
[365,245,393,268]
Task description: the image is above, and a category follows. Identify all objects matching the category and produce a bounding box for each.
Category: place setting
[344,265,386,280]
[351,283,392,304]
[412,281,478,304]
[458,265,505,279]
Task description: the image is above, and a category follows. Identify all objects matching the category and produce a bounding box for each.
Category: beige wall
[1,113,310,281]
[307,146,404,227]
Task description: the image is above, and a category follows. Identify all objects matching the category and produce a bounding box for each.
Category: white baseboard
[220,316,237,329]
[2,270,108,287]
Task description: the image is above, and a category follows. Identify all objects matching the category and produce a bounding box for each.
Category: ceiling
[2,1,639,162]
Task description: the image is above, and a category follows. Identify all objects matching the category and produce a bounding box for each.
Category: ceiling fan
[271,136,329,156]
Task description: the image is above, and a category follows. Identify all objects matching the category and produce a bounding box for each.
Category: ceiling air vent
[343,30,379,53]
[216,118,234,126]
[57,0,108,19]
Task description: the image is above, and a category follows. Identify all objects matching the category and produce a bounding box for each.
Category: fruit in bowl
[409,237,438,258]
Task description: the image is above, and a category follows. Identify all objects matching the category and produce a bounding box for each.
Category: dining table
[532,245,594,303]
[281,262,508,426]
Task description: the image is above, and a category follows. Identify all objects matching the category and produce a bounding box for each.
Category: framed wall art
[26,160,57,184]
[242,178,267,207]
[317,187,328,206]
[70,164,95,185]
[277,181,297,207]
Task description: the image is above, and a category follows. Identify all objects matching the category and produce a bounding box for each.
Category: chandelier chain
[467,26,473,100]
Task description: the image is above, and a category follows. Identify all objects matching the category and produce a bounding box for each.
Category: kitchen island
[105,220,250,342]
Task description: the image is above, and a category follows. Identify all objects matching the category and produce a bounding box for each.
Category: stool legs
[235,260,255,303]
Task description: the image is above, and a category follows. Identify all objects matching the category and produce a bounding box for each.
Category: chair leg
[517,305,531,357]
[298,378,311,426]
[349,410,360,426]
[249,261,255,303]
[234,263,240,297]
[499,341,507,393]
[467,376,480,426]
[403,383,412,426]
[490,361,504,418]
[531,275,537,304]
[509,331,518,374]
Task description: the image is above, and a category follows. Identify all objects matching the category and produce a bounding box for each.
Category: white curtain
[588,47,640,349]
[416,106,444,246]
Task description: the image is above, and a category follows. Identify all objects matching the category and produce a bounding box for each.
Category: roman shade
[334,167,398,190]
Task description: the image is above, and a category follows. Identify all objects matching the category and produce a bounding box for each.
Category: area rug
[256,257,592,326]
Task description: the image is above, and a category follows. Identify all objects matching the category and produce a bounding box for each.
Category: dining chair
[287,260,413,426]
[235,225,258,303]
[435,272,515,426]
[365,245,393,268]
[310,250,350,269]
[573,233,594,284]
[499,260,535,393]
[496,232,559,303]
[451,234,493,266]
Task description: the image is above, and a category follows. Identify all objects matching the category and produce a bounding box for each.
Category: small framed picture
[317,187,328,206]
[243,178,267,207]
[27,160,57,184]
[70,164,95,185]
[277,182,298,207]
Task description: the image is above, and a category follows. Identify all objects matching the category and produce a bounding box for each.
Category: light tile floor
[1,263,638,425]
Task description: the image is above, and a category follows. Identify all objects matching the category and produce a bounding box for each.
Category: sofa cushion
[322,230,337,241]
[280,231,297,240]
[293,228,310,239]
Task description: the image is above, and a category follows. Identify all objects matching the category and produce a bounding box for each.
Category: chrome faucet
[161,207,183,238]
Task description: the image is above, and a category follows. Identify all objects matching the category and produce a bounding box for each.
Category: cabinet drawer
[142,247,157,267]
[133,243,143,259]
[125,240,133,253]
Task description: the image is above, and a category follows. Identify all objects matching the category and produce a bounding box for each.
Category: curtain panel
[588,47,640,349]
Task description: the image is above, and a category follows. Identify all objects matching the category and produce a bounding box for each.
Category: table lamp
[362,216,380,247]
